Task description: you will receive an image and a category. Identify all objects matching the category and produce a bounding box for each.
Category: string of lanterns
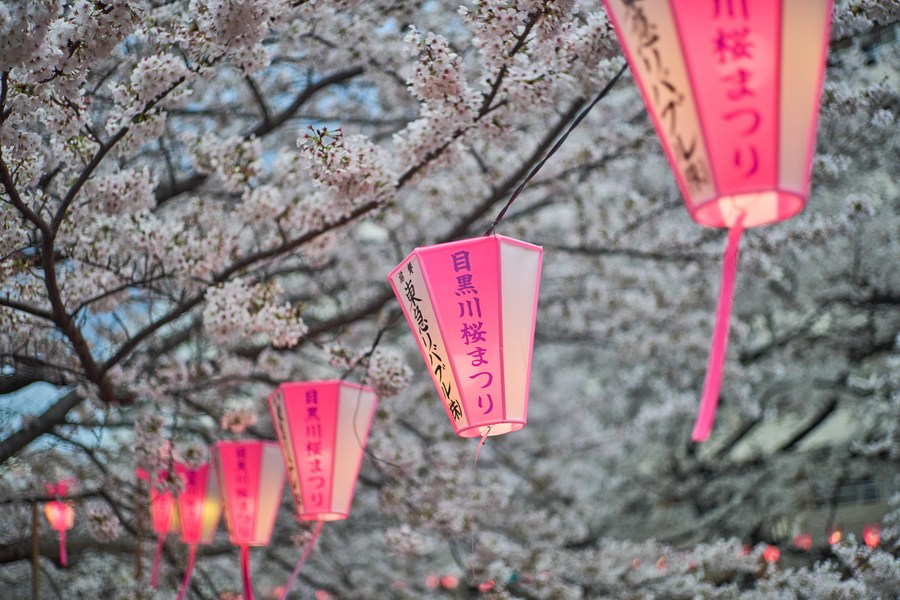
[39,1,888,597]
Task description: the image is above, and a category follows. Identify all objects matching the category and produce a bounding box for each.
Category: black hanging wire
[484,62,629,236]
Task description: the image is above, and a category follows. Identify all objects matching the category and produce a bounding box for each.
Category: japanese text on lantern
[234,447,252,541]
[450,250,498,416]
[304,390,326,508]
[397,262,463,420]
[622,0,709,192]
[713,0,760,180]
[184,471,201,532]
[272,393,304,511]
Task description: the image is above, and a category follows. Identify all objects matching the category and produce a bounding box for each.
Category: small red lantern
[174,461,223,600]
[792,533,813,551]
[136,468,179,588]
[213,440,286,600]
[829,527,842,545]
[268,380,378,599]
[43,479,76,567]
[863,524,880,549]
[603,0,835,440]
[389,235,543,440]
[762,545,780,565]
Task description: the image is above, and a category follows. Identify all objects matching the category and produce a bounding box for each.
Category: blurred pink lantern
[602,0,835,440]
[762,545,780,565]
[44,479,76,567]
[174,461,223,600]
[389,235,543,440]
[136,468,179,588]
[268,380,378,600]
[792,532,813,551]
[213,440,286,600]
[863,524,880,549]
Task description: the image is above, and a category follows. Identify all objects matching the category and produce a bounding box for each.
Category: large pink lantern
[44,479,76,567]
[174,461,223,600]
[213,440,286,600]
[602,0,834,440]
[136,468,179,588]
[268,380,378,599]
[389,235,543,439]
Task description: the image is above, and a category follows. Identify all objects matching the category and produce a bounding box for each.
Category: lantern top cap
[388,234,543,281]
[270,380,376,395]
[213,439,280,449]
[409,234,542,255]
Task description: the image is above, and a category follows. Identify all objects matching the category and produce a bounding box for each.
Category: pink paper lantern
[44,479,76,567]
[602,0,834,441]
[136,468,179,588]
[268,380,378,599]
[389,235,543,439]
[174,461,223,600]
[213,440,286,600]
[269,380,378,521]
[792,532,813,551]
[762,544,780,565]
[863,524,880,549]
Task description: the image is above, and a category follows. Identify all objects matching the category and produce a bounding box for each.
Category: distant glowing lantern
[602,0,835,441]
[863,524,880,549]
[441,575,459,590]
[268,380,378,600]
[174,461,223,600]
[389,235,543,440]
[762,545,780,565]
[136,468,179,588]
[213,440,286,600]
[43,479,76,567]
[828,527,842,545]
[792,533,813,551]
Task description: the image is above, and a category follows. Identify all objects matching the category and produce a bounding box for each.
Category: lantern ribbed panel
[213,440,285,546]
[269,380,377,521]
[175,462,222,545]
[603,0,833,228]
[389,235,543,438]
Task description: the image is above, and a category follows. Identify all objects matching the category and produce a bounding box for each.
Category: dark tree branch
[0,390,82,466]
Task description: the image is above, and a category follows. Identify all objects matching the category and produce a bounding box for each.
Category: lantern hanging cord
[279,519,325,600]
[58,529,67,567]
[692,214,745,442]
[484,62,628,236]
[151,533,165,588]
[175,544,198,600]
[240,545,255,600]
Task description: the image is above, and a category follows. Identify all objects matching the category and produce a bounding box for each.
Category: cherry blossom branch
[0,390,82,465]
[154,65,365,205]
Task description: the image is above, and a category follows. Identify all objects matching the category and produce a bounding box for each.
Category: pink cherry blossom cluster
[202,277,307,348]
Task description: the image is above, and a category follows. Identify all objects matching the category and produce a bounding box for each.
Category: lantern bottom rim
[456,420,525,438]
[296,512,347,522]
[690,190,805,229]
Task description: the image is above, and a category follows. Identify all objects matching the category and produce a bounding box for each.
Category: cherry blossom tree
[1,1,898,598]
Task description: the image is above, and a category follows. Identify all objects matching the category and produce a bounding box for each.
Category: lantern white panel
[269,389,306,517]
[200,468,222,544]
[497,238,542,434]
[389,255,471,431]
[253,443,286,544]
[604,0,715,216]
[332,383,378,518]
[779,0,833,195]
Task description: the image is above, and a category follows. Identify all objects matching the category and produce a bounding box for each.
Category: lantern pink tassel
[175,544,198,600]
[279,520,324,600]
[58,529,67,567]
[240,545,255,600]
[693,216,745,442]
[151,533,165,588]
